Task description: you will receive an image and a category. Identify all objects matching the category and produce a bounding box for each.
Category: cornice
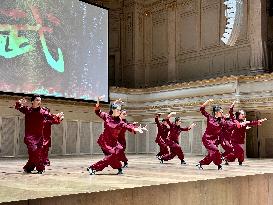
[111,73,273,94]
[110,75,237,93]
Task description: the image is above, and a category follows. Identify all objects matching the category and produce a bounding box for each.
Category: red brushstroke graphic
[46,13,61,26]
[0,9,27,19]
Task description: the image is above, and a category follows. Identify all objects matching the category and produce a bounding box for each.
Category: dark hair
[175,117,181,123]
[31,94,41,102]
[162,119,166,122]
[235,110,245,120]
[110,103,121,110]
[212,105,222,116]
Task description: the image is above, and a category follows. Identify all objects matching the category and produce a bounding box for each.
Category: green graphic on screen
[0,0,108,102]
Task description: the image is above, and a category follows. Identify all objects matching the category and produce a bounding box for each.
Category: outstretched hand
[98,95,105,101]
[140,124,148,132]
[134,126,143,133]
[190,123,196,129]
[259,118,267,123]
[56,112,64,120]
[19,98,27,105]
[203,99,213,107]
[114,98,124,104]
[231,100,238,107]
[96,95,105,107]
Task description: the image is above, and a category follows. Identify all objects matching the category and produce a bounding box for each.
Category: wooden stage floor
[1,154,273,203]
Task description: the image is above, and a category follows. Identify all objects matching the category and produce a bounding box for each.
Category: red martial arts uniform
[225,119,260,164]
[160,118,190,162]
[89,106,135,172]
[117,120,136,165]
[155,115,170,157]
[42,115,62,165]
[199,106,223,166]
[219,106,236,158]
[15,102,53,172]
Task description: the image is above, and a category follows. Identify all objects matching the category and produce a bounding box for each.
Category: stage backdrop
[0,0,108,102]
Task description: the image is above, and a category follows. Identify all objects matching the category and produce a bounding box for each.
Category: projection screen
[0,0,109,102]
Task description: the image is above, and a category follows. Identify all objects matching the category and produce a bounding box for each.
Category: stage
[1,155,273,205]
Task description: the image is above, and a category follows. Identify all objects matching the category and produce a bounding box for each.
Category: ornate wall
[0,0,272,158]
[1,74,273,158]
[95,0,272,88]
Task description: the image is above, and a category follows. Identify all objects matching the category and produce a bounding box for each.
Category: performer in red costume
[159,112,195,164]
[87,96,144,175]
[219,101,237,165]
[42,107,64,166]
[15,95,62,174]
[118,109,140,168]
[196,99,224,170]
[155,113,170,159]
[224,106,267,165]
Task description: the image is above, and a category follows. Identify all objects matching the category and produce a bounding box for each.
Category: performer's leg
[23,146,36,173]
[35,145,45,173]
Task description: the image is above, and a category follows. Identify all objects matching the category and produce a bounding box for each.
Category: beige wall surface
[93,0,272,88]
[2,74,273,158]
[2,173,273,205]
[0,0,272,158]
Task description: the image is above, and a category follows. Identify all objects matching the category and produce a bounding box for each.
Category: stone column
[144,9,152,86]
[120,0,145,88]
[167,1,177,82]
[248,0,268,72]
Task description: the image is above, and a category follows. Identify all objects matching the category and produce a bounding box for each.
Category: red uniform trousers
[91,143,123,171]
[24,140,45,172]
[161,140,184,161]
[118,138,128,163]
[199,137,222,166]
[220,139,233,158]
[225,143,244,163]
[155,136,169,157]
[42,136,51,164]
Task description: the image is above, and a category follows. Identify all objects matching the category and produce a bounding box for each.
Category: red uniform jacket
[95,106,135,151]
[165,118,190,144]
[200,106,224,142]
[43,115,62,147]
[155,116,170,143]
[15,102,53,147]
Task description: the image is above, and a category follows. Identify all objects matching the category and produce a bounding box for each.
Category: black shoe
[117,168,123,175]
[37,170,44,174]
[239,162,243,166]
[123,162,128,168]
[87,167,96,175]
[196,163,203,169]
[181,160,186,165]
[158,157,164,164]
[224,160,229,165]
[44,161,50,166]
[23,169,32,173]
[218,165,222,170]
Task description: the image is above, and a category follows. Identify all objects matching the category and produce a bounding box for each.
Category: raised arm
[246,118,267,127]
[229,100,237,121]
[200,99,213,118]
[50,112,64,124]
[15,98,29,114]
[94,96,108,121]
[167,112,176,119]
[165,112,176,126]
[180,123,196,131]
